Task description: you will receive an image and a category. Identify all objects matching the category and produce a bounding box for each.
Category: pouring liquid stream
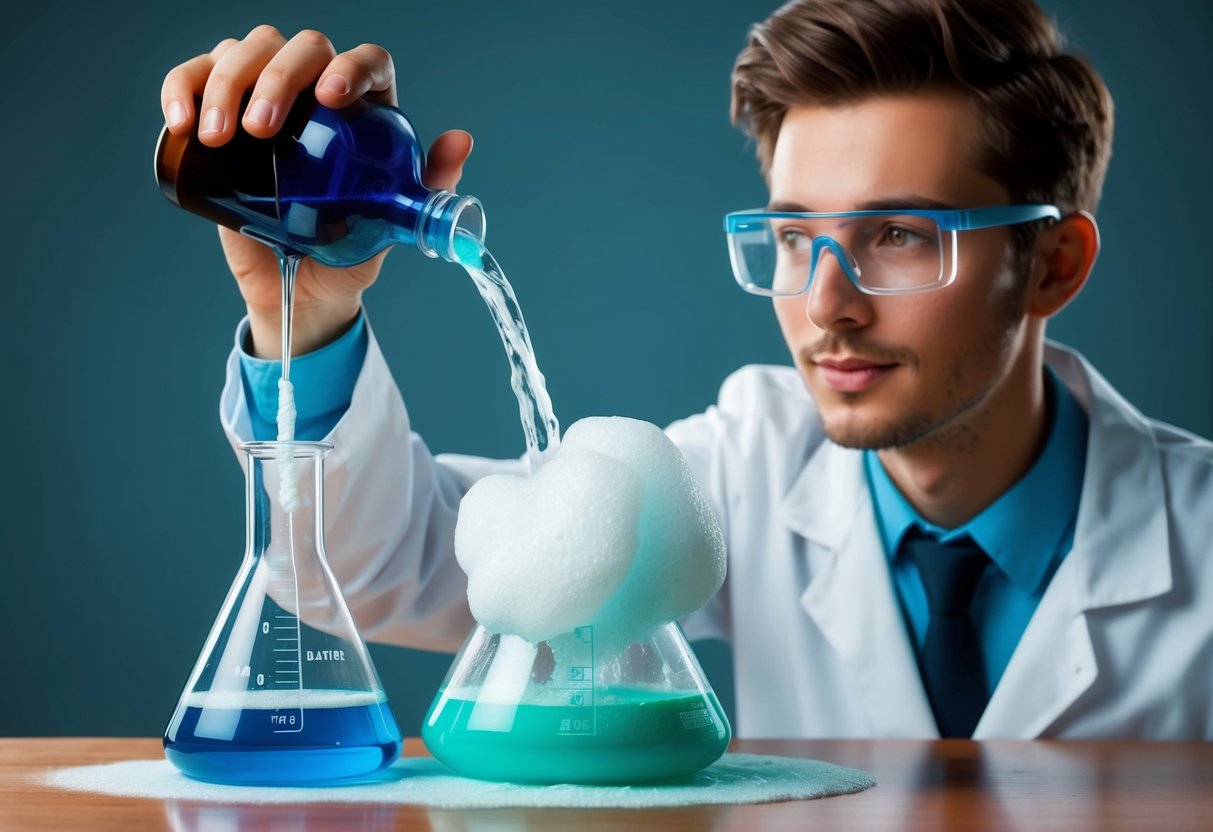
[274,250,304,714]
[452,231,560,474]
[276,251,302,510]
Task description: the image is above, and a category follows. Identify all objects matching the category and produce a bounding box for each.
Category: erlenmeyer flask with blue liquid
[155,87,484,785]
[154,89,484,266]
[163,441,402,784]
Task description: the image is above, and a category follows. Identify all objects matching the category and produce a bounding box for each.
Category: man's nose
[806,242,873,332]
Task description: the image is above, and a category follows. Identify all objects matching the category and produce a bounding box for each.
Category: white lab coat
[220,331,1213,739]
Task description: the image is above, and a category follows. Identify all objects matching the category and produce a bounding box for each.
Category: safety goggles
[724,204,1060,296]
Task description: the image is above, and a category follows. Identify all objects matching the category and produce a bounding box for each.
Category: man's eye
[882,225,930,247]
[777,229,811,251]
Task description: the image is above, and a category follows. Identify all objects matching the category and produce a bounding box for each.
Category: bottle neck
[414,190,487,262]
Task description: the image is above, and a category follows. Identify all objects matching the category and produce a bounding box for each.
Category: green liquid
[421,687,730,785]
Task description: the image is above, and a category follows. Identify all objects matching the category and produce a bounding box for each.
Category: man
[161,0,1212,738]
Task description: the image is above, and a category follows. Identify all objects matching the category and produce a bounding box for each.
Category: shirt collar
[866,368,1088,594]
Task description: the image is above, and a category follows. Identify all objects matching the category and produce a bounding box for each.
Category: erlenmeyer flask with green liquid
[422,620,731,784]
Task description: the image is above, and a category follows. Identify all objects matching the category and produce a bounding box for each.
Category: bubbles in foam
[568,417,727,646]
[455,416,726,644]
[276,377,297,439]
[456,446,643,643]
[275,378,300,512]
[182,689,385,711]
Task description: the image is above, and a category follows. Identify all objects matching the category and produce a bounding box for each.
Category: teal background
[1,0,1209,738]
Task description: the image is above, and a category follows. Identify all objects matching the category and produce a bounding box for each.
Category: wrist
[246,299,362,359]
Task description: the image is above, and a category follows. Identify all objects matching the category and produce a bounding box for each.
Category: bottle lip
[239,440,334,459]
[450,194,486,247]
[416,190,486,260]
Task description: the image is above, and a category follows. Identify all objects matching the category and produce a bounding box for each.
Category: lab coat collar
[778,342,1174,738]
[779,428,864,549]
[782,437,940,736]
[1037,342,1173,611]
[977,344,1174,737]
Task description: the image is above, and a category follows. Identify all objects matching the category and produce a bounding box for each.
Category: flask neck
[241,441,331,560]
[414,190,486,262]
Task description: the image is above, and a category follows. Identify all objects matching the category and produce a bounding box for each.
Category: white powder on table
[40,752,874,809]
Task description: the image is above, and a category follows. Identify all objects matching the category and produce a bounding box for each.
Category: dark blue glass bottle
[155,90,484,266]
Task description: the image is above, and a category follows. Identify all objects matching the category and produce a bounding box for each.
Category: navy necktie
[901,528,992,738]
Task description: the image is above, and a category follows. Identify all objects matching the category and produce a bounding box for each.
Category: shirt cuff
[237,312,368,441]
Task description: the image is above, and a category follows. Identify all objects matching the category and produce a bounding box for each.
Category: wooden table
[1,738,1209,830]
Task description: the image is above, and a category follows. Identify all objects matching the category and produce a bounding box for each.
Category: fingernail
[166,100,187,129]
[247,97,274,128]
[319,74,350,95]
[201,107,225,135]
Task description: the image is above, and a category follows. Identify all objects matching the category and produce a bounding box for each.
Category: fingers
[241,30,336,137]
[162,26,379,146]
[315,42,397,109]
[423,130,474,191]
[163,28,472,197]
[160,39,237,136]
[196,25,288,146]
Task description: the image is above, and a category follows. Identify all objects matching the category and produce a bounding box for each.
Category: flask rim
[239,440,334,459]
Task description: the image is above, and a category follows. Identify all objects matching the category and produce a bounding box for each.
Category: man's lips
[812,356,899,393]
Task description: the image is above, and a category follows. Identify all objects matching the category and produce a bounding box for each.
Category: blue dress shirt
[238,313,368,441]
[864,369,1088,696]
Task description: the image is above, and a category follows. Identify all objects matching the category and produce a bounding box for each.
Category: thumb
[423,130,474,191]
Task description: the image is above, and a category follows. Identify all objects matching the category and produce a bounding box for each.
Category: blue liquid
[164,697,402,785]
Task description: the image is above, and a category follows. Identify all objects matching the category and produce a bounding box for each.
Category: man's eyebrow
[766,200,810,212]
[764,196,960,212]
[855,196,958,211]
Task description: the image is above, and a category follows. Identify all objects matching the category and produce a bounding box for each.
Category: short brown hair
[731,0,1114,215]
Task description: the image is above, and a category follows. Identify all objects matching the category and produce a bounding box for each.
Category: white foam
[455,416,726,644]
[275,378,300,513]
[40,754,876,807]
[455,445,643,642]
[180,689,385,711]
[567,417,727,644]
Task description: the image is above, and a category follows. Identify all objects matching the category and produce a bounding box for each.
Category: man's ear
[1027,210,1100,317]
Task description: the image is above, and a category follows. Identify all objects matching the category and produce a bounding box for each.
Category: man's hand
[160,25,474,356]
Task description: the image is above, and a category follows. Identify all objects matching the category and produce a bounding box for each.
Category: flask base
[164,696,402,785]
[422,688,729,785]
[164,741,401,785]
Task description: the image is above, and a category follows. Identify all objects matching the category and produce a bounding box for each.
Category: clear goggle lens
[727,213,958,296]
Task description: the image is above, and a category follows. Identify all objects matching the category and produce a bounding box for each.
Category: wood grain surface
[2,737,1210,831]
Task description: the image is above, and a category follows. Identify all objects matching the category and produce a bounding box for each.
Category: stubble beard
[808,255,1029,453]
[817,357,1005,452]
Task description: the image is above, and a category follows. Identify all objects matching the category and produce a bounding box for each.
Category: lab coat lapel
[782,440,939,737]
[976,346,1174,738]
